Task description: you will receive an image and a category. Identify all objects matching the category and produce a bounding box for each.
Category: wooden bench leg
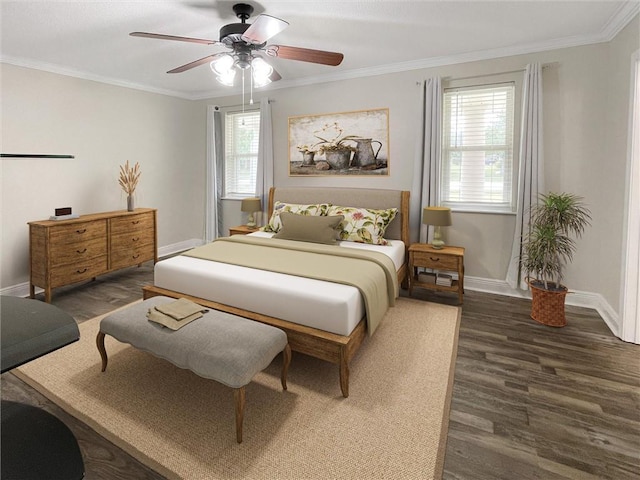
[281,344,291,390]
[96,332,108,372]
[234,387,245,444]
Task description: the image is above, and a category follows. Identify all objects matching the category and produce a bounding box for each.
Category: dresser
[29,208,157,302]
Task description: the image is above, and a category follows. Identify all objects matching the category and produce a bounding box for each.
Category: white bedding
[154,233,405,336]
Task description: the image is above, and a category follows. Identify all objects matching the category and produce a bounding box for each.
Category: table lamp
[241,197,262,227]
[422,207,452,249]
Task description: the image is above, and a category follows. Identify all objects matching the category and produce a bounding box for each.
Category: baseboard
[0,238,205,300]
[158,238,204,258]
[465,276,621,337]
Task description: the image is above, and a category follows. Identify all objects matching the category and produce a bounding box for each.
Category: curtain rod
[214,99,274,110]
[441,63,556,83]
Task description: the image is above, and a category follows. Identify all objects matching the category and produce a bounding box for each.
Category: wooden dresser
[29,208,157,302]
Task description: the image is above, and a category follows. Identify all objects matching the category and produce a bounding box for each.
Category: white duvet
[154,232,405,336]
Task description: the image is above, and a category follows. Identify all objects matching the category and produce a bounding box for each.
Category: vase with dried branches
[118,160,141,211]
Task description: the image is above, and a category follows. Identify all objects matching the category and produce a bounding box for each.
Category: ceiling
[1,1,638,100]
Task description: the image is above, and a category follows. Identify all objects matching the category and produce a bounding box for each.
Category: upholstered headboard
[267,187,410,247]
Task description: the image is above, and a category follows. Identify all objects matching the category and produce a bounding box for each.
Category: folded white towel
[146,298,209,331]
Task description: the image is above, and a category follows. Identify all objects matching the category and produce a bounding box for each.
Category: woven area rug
[15,297,461,480]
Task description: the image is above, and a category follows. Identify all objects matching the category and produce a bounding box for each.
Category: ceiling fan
[130,3,344,88]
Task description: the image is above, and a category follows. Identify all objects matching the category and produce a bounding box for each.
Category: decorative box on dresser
[29,208,157,302]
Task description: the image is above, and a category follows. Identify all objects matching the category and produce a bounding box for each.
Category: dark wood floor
[2,262,639,479]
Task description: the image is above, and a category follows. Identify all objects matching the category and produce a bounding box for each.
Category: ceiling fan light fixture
[251,56,273,87]
[210,54,234,76]
[216,69,236,86]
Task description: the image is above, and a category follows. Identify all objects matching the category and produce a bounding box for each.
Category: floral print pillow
[262,202,332,233]
[328,205,398,245]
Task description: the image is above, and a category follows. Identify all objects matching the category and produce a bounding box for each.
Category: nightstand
[229,225,259,236]
[408,243,465,304]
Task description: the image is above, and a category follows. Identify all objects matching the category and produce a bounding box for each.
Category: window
[441,83,516,213]
[224,109,260,198]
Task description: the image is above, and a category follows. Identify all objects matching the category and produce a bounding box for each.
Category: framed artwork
[288,108,389,176]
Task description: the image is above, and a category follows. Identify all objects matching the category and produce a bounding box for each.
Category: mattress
[154,233,405,336]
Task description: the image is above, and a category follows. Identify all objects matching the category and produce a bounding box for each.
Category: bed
[143,186,410,397]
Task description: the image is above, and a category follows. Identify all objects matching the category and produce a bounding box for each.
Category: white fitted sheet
[154,235,405,336]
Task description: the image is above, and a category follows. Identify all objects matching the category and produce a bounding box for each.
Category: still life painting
[289,108,389,176]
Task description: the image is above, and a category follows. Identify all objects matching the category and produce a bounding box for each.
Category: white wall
[0,65,206,289]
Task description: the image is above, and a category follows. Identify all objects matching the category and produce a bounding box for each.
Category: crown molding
[601,1,640,41]
[0,55,196,100]
[191,7,640,100]
[4,5,639,102]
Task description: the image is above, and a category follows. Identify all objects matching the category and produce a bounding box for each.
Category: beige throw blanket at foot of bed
[183,235,399,335]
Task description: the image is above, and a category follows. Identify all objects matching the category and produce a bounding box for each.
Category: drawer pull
[429,257,441,262]
[76,228,87,234]
[132,237,140,242]
[76,268,88,274]
[132,254,140,259]
[77,248,87,254]
[132,220,140,225]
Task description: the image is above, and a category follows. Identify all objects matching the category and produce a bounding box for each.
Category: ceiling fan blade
[265,45,343,66]
[130,32,220,46]
[241,14,289,45]
[167,53,226,73]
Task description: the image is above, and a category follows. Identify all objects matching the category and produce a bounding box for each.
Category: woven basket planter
[528,279,568,327]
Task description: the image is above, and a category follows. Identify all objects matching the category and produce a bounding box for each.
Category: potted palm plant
[520,192,591,327]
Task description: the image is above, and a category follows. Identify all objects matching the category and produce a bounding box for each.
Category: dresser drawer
[50,255,108,288]
[110,244,155,270]
[110,213,155,235]
[50,220,107,244]
[412,251,460,270]
[111,229,155,250]
[50,237,107,266]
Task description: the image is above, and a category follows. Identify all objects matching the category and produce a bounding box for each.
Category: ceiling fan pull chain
[250,64,255,105]
[242,69,246,121]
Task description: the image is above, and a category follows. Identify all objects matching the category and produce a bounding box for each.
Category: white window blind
[224,109,260,197]
[441,83,515,212]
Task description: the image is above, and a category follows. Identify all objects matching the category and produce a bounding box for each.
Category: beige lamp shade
[422,207,452,226]
[240,197,262,213]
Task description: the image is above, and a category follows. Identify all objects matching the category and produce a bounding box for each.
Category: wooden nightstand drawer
[411,251,459,270]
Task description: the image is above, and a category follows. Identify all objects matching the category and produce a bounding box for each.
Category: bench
[96,296,291,443]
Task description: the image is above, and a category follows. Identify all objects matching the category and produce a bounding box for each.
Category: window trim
[440,73,522,214]
[221,106,261,200]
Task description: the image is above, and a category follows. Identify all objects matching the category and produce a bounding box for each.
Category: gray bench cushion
[100,296,288,388]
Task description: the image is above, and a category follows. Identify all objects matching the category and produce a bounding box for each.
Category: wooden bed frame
[143,186,410,398]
